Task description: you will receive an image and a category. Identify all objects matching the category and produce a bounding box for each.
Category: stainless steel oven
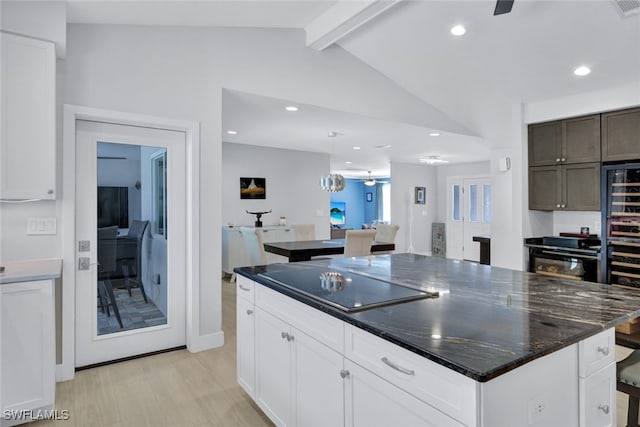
[525,237,600,282]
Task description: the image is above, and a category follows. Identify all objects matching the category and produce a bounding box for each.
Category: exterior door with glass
[446,177,491,262]
[75,119,186,367]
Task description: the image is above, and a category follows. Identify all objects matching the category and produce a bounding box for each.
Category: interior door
[446,177,491,262]
[75,119,186,367]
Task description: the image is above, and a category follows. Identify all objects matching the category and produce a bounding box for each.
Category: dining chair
[97,225,123,329]
[292,223,316,241]
[118,220,149,303]
[344,229,376,257]
[617,349,640,427]
[375,224,399,243]
[240,227,268,266]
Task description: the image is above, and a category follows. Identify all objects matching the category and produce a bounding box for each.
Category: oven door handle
[541,250,599,260]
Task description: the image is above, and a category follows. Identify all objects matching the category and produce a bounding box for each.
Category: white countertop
[0,258,62,284]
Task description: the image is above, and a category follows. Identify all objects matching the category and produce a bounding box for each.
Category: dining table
[263,238,395,262]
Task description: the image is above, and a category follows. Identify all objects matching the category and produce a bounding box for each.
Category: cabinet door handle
[287,334,294,342]
[238,284,251,292]
[556,204,561,208]
[597,346,610,356]
[381,357,415,376]
[47,189,54,195]
[598,404,610,414]
[340,370,350,379]
[281,332,288,340]
[561,158,566,162]
[561,204,566,209]
[556,158,561,163]
[246,309,253,315]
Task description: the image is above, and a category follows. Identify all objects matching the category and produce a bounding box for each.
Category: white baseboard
[188,330,224,353]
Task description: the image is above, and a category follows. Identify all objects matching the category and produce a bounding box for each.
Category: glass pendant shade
[320,173,346,192]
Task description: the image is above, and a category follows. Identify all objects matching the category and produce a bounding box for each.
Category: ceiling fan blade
[494,0,514,15]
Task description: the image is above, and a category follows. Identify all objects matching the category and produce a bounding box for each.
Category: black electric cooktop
[258,267,438,312]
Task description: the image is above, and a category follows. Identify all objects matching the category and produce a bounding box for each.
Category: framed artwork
[415,186,426,204]
[240,177,266,199]
[366,192,373,202]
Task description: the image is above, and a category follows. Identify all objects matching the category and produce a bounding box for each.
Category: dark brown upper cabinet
[602,107,640,162]
[529,163,600,211]
[528,114,601,167]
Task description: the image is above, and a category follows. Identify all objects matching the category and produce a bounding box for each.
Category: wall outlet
[528,397,548,425]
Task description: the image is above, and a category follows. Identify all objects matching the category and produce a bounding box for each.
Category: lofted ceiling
[65,0,640,177]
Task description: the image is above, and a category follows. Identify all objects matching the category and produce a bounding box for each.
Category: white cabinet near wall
[0,32,56,200]
[1,280,56,426]
[236,276,255,398]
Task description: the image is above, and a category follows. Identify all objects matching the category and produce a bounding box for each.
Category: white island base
[237,275,615,427]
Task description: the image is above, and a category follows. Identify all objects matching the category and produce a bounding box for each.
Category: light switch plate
[78,240,90,252]
[27,218,57,235]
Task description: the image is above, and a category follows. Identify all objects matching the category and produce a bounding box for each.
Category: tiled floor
[97,284,167,335]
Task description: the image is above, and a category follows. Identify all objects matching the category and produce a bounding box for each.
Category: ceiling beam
[305,0,401,51]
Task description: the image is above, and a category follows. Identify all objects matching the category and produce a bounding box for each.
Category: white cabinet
[1,279,55,426]
[253,302,344,427]
[344,360,463,427]
[579,329,616,427]
[222,226,292,275]
[0,33,56,200]
[236,292,255,397]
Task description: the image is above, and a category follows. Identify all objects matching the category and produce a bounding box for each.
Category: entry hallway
[33,279,635,426]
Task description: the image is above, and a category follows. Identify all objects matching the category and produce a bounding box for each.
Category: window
[151,150,167,237]
[469,184,478,222]
[381,182,391,222]
[483,184,492,222]
[452,185,461,221]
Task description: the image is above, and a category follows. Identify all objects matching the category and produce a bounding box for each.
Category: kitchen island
[235,253,640,427]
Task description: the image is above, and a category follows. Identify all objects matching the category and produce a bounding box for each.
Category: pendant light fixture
[320,173,346,192]
[320,130,346,192]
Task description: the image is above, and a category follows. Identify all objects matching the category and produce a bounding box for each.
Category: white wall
[390,162,437,255]
[552,211,601,237]
[61,24,440,346]
[222,142,331,239]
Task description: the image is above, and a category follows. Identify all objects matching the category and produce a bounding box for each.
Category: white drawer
[236,275,255,303]
[579,362,615,427]
[344,324,477,426]
[255,284,344,353]
[579,328,614,378]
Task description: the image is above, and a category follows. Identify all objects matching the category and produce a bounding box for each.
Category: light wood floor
[34,279,273,427]
[33,278,637,426]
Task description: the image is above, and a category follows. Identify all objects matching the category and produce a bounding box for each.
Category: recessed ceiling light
[285,106,299,112]
[345,161,352,164]
[375,144,392,149]
[226,130,238,135]
[353,146,361,150]
[450,25,466,36]
[429,132,441,137]
[573,66,591,76]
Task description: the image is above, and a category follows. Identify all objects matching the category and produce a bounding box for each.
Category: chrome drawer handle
[561,158,566,162]
[238,284,251,291]
[598,404,610,414]
[381,357,415,376]
[340,370,350,379]
[246,309,253,315]
[597,346,610,356]
[556,158,561,163]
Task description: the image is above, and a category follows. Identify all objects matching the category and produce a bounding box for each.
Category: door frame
[61,104,200,381]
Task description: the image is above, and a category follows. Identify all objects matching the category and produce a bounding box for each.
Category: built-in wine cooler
[602,163,640,288]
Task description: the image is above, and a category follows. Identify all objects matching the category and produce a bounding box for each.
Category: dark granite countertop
[235,253,640,382]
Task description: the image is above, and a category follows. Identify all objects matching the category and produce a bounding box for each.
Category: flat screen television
[330,201,346,226]
[97,186,129,228]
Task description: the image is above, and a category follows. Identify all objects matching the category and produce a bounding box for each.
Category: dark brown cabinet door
[529,166,561,210]
[602,108,640,162]
[563,114,601,163]
[563,163,601,211]
[528,121,562,166]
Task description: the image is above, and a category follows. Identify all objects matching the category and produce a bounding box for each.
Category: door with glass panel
[75,120,186,367]
[446,177,491,262]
